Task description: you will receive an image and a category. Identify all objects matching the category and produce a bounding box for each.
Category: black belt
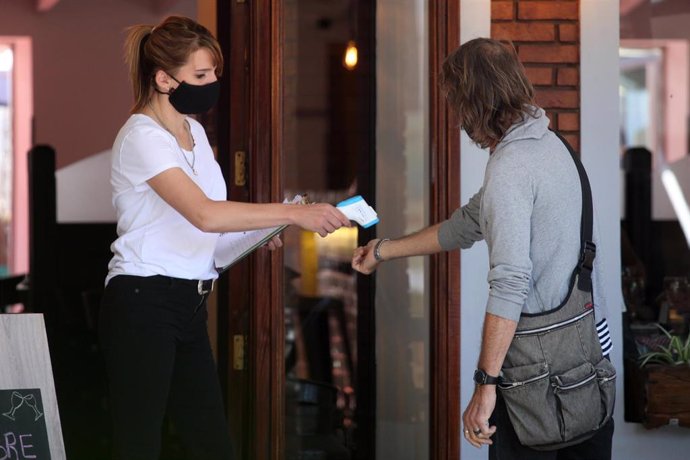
[150,275,215,295]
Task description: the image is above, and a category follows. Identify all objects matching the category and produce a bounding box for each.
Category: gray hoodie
[438,108,608,335]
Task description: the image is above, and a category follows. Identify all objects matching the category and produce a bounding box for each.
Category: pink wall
[11,38,32,274]
[0,0,196,169]
[621,3,690,164]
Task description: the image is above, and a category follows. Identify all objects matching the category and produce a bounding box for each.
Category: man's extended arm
[351,189,484,275]
[351,224,443,274]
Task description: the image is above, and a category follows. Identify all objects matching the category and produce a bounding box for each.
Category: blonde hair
[440,38,536,149]
[123,15,224,114]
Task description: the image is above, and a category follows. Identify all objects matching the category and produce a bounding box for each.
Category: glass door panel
[375,1,429,458]
[281,1,371,458]
[280,1,429,459]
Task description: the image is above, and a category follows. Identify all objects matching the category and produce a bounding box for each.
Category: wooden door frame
[429,3,461,460]
[247,1,286,459]
[216,0,254,458]
[217,1,461,459]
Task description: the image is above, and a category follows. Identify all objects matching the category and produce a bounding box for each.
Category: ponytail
[123,24,155,114]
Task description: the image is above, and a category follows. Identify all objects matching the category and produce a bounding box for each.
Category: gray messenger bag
[497,133,617,451]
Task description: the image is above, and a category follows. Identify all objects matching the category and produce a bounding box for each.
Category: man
[351,38,614,459]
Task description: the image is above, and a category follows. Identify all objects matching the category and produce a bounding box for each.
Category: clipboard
[213,195,304,274]
[214,224,287,274]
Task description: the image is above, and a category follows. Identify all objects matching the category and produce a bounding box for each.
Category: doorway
[215,1,460,459]
[280,1,375,459]
[0,45,12,279]
[0,37,32,312]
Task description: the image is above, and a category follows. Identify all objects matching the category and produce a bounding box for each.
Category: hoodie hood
[496,106,550,151]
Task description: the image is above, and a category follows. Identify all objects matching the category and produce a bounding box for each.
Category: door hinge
[233,334,247,370]
[234,150,247,186]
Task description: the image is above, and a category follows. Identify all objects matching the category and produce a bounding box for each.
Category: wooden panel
[0,313,66,459]
[269,1,285,459]
[216,1,280,458]
[250,1,281,460]
[216,1,252,458]
[353,3,377,458]
[429,1,461,460]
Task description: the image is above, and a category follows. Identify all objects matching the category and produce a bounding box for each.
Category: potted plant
[638,324,690,428]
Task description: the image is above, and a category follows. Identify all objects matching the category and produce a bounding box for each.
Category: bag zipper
[597,374,616,384]
[498,370,549,389]
[514,309,593,337]
[554,372,596,391]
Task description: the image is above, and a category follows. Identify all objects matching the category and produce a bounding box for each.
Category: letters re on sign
[0,389,51,459]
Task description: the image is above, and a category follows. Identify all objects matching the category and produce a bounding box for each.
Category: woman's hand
[292,203,351,237]
[265,235,283,250]
[352,239,381,275]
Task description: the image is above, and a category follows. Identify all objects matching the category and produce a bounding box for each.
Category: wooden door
[215,1,460,459]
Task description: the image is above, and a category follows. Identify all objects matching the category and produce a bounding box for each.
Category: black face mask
[167,75,220,114]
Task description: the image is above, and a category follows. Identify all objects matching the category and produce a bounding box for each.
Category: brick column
[492,0,580,151]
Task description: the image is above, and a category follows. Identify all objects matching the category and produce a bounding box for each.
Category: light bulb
[343,41,358,70]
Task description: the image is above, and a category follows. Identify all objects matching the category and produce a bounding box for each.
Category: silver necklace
[148,102,197,175]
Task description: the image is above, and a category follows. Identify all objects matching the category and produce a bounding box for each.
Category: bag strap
[551,131,596,292]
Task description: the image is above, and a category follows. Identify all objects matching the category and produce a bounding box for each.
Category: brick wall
[491,0,580,151]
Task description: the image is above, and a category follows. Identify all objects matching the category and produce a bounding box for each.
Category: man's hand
[462,384,497,448]
[351,239,381,274]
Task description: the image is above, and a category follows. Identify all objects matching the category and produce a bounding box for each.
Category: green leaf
[638,325,690,367]
[656,323,673,339]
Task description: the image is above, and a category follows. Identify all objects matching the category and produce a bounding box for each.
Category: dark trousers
[99,275,234,460]
[489,394,614,460]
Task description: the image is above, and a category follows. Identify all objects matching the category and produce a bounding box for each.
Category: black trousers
[99,275,234,460]
[489,394,614,460]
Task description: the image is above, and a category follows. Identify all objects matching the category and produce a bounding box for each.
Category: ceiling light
[343,41,358,70]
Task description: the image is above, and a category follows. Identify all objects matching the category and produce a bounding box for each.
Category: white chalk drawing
[2,391,44,421]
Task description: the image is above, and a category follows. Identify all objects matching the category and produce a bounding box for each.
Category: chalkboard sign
[0,314,65,459]
[0,388,51,459]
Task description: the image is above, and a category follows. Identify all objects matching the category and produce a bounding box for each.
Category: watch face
[473,369,486,384]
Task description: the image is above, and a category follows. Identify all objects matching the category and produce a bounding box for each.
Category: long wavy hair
[123,15,224,114]
[441,38,536,149]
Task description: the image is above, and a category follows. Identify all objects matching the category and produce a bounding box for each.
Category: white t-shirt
[105,114,226,284]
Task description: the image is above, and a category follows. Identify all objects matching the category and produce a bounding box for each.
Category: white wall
[460,0,491,460]
[457,1,689,459]
[652,155,690,220]
[56,150,116,222]
[458,2,490,460]
[581,1,689,458]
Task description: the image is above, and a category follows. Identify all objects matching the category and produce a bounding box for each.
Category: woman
[99,16,350,460]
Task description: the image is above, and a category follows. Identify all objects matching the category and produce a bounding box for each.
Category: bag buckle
[577,241,596,291]
[579,241,596,271]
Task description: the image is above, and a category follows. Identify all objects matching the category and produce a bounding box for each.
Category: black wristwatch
[473,368,501,385]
